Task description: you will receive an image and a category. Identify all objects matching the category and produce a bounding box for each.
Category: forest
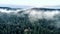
[0,7,60,34]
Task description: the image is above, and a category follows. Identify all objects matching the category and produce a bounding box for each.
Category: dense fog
[0,7,60,34]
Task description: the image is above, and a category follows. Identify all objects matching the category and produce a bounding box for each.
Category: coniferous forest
[0,7,60,34]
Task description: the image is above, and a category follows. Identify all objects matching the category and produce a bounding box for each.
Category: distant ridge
[31,8,60,11]
[0,7,21,10]
[0,4,33,9]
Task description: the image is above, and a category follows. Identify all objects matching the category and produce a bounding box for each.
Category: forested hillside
[0,7,60,34]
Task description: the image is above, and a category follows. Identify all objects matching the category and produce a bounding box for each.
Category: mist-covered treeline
[0,8,60,34]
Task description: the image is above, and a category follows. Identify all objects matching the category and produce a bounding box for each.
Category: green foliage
[0,12,59,34]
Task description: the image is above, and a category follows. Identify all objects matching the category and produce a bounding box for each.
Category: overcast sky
[0,0,60,7]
